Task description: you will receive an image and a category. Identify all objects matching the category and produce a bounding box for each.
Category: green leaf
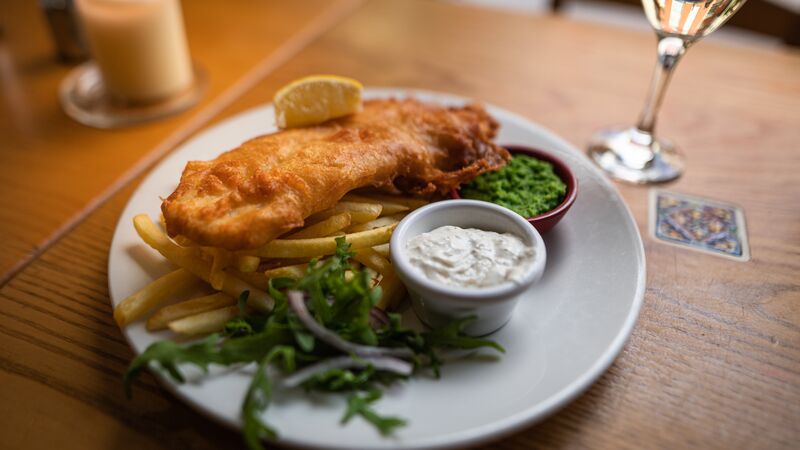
[341,389,406,435]
[124,323,294,397]
[217,321,294,364]
[242,346,297,450]
[423,316,505,354]
[223,317,254,337]
[288,314,315,352]
[302,366,376,392]
[124,334,222,397]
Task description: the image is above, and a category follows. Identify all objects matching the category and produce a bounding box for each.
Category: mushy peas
[460,154,566,218]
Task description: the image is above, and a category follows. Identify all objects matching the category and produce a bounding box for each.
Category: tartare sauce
[405,225,535,289]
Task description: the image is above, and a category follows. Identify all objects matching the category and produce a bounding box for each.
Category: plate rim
[108,87,646,450]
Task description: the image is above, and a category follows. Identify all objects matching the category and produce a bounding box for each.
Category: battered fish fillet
[162,98,509,250]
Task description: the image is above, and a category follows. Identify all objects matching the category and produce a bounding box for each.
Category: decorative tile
[649,190,749,261]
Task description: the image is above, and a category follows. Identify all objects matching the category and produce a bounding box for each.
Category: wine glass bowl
[588,0,748,184]
[643,0,748,41]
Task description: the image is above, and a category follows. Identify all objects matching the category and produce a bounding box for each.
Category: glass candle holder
[60,0,206,128]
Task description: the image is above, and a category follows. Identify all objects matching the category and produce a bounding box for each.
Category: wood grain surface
[1,0,799,449]
[0,0,359,282]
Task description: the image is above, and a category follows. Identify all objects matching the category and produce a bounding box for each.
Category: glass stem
[636,36,688,135]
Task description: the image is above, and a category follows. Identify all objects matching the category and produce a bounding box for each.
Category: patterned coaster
[649,190,750,261]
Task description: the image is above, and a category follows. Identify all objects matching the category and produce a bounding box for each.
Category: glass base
[587,126,683,184]
[59,62,207,129]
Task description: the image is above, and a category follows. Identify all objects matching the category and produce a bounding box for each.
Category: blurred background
[451,0,800,47]
[13,0,800,68]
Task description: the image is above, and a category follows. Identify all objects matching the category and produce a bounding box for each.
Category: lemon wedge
[273,75,363,129]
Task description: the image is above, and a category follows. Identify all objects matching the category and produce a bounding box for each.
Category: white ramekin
[390,199,546,336]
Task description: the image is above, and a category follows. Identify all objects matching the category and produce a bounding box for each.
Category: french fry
[198,247,214,261]
[346,214,405,233]
[264,263,308,280]
[168,306,240,335]
[262,257,316,268]
[363,268,379,287]
[235,255,261,273]
[342,194,409,216]
[146,292,235,331]
[352,247,392,275]
[113,268,200,327]
[380,203,409,216]
[285,213,351,239]
[209,248,233,290]
[133,214,274,312]
[159,213,197,247]
[372,243,390,258]
[307,202,381,224]
[173,235,195,247]
[376,271,406,311]
[243,224,397,258]
[229,270,270,291]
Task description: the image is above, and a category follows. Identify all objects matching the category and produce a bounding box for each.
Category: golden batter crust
[162,98,509,249]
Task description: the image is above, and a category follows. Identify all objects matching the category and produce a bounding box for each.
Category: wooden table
[2,1,799,448]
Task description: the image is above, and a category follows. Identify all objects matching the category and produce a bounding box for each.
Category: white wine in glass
[644,0,747,39]
[587,0,748,183]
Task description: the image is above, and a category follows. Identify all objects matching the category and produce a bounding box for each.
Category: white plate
[109,88,645,449]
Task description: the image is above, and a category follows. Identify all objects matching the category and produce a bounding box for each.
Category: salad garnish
[124,238,503,449]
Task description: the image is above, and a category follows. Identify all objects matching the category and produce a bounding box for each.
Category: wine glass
[587,0,748,183]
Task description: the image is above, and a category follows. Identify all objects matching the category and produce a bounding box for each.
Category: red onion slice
[281,355,413,388]
[369,307,391,329]
[287,291,414,359]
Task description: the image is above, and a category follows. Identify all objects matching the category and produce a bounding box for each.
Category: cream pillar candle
[75,0,194,103]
